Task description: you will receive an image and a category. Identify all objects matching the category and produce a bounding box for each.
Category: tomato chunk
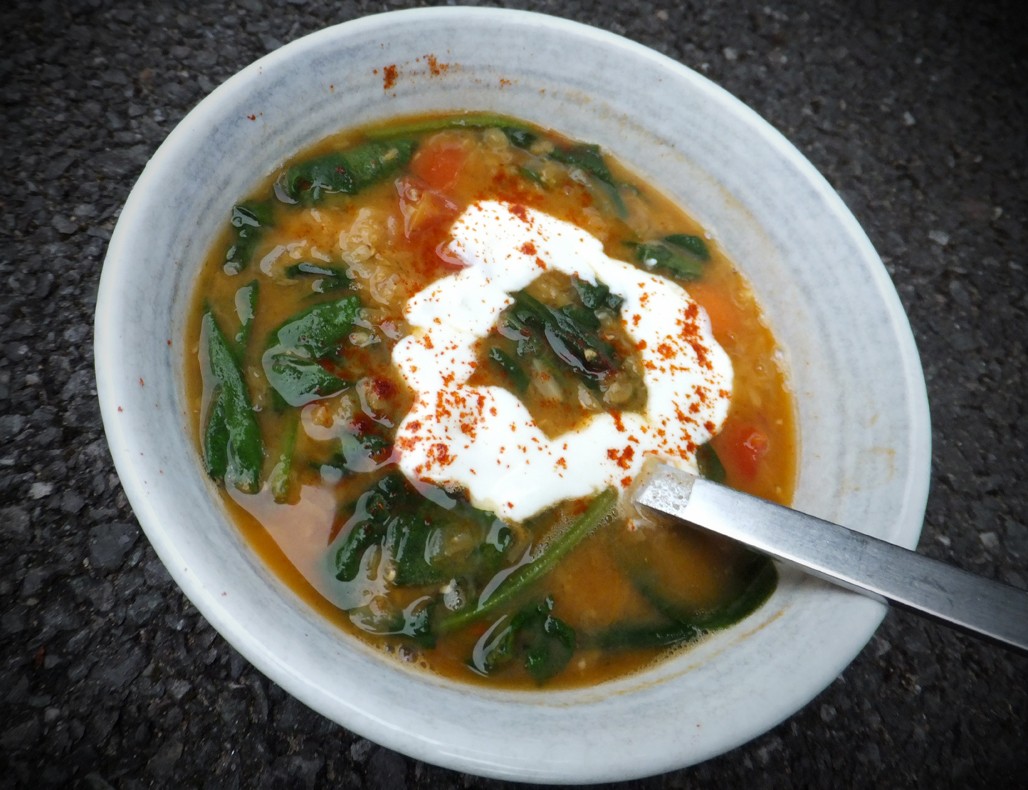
[716,424,769,480]
[409,136,469,192]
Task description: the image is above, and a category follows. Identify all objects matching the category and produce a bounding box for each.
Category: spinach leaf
[590,553,777,650]
[284,138,416,203]
[285,261,350,294]
[261,296,362,407]
[322,431,392,478]
[548,143,626,216]
[438,488,617,634]
[333,473,511,590]
[572,275,623,313]
[471,596,576,683]
[696,442,726,484]
[363,112,535,141]
[630,234,711,280]
[487,347,529,393]
[510,290,618,386]
[348,594,436,645]
[224,200,274,275]
[504,127,538,149]
[201,311,264,493]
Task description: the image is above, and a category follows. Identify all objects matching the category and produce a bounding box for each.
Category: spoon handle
[633,463,1028,653]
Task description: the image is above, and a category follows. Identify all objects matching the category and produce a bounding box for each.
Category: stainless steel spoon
[632,462,1028,653]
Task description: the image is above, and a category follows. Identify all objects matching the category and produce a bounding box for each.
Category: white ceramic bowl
[95,8,931,783]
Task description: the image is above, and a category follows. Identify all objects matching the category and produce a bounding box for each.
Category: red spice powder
[372,378,395,401]
[508,203,529,223]
[426,55,448,76]
[606,445,635,469]
[428,442,453,467]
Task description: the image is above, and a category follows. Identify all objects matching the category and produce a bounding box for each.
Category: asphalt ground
[1,1,1025,787]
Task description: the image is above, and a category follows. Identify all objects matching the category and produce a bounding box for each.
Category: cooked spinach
[629,233,711,280]
[224,200,274,275]
[284,139,417,203]
[262,296,362,407]
[548,142,626,216]
[471,596,576,683]
[696,442,726,484]
[438,488,617,634]
[285,261,350,294]
[589,553,777,650]
[201,311,264,493]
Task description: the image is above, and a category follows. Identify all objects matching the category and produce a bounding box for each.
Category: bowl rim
[95,6,932,782]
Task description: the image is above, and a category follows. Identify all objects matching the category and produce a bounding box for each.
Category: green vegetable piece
[664,233,710,261]
[471,596,576,682]
[233,280,259,347]
[589,621,702,651]
[349,595,436,644]
[511,290,618,384]
[438,488,618,634]
[284,139,416,203]
[262,296,362,407]
[385,515,450,586]
[363,112,531,140]
[572,276,623,313]
[696,442,726,484]
[201,311,264,493]
[269,412,299,504]
[202,396,229,482]
[224,200,274,275]
[549,143,614,185]
[504,128,538,149]
[488,347,529,393]
[285,261,350,293]
[324,431,392,477]
[517,165,545,186]
[631,234,710,281]
[548,143,626,216]
[591,554,777,650]
[335,520,382,583]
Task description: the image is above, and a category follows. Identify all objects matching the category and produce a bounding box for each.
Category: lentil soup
[186,113,796,689]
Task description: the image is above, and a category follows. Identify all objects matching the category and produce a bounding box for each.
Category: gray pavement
[1,0,1025,787]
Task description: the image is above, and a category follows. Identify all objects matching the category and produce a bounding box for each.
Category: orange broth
[185,113,796,688]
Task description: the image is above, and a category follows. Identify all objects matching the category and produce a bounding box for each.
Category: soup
[186,113,796,688]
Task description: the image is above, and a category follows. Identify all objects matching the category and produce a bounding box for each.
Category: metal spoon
[632,462,1028,653]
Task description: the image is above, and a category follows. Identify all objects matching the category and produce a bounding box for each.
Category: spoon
[632,462,1028,653]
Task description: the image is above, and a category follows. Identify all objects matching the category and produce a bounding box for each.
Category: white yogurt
[391,200,732,522]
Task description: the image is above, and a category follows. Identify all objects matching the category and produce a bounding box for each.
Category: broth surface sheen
[186,112,796,689]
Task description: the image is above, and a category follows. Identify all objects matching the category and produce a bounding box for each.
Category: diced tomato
[409,136,469,192]
[716,424,769,480]
[396,176,458,240]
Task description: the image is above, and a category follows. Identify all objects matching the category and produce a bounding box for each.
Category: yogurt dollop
[392,200,732,522]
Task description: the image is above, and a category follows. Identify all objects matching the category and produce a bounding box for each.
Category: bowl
[94,7,931,783]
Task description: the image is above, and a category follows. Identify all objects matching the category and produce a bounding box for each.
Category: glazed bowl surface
[95,7,931,783]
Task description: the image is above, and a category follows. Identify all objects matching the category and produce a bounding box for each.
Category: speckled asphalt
[1,1,1025,787]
